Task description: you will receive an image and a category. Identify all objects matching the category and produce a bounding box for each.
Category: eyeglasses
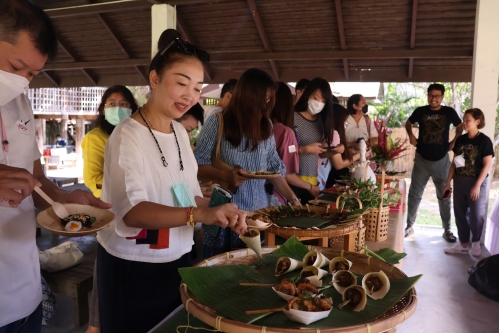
[160,38,210,63]
[105,100,131,108]
[427,94,443,100]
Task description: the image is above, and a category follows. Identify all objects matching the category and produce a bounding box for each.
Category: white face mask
[0,70,29,106]
[307,99,325,115]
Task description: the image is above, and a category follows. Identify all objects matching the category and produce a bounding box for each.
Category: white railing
[26,87,107,115]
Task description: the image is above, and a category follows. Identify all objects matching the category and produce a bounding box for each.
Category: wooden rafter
[42,48,473,71]
[43,71,59,87]
[247,0,279,80]
[45,0,151,18]
[176,16,213,82]
[56,37,98,85]
[335,0,349,80]
[408,0,418,78]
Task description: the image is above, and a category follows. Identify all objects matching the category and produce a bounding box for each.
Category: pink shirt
[273,122,299,175]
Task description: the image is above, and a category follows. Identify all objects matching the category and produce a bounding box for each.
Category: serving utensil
[34,186,69,219]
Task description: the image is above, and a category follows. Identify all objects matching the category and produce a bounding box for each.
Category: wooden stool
[41,260,94,327]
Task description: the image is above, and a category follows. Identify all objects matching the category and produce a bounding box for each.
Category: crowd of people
[0,1,494,333]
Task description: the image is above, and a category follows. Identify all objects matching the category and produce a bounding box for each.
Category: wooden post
[75,118,83,157]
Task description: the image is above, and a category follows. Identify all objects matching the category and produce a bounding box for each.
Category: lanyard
[0,112,8,153]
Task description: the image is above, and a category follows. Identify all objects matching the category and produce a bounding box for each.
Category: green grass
[414,209,450,227]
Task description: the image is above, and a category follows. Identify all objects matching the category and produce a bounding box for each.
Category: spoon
[34,186,69,219]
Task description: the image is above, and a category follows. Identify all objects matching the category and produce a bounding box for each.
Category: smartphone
[325,145,338,151]
[443,189,452,199]
[204,185,233,237]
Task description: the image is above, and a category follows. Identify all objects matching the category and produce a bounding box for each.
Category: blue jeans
[406,154,452,231]
[0,302,42,333]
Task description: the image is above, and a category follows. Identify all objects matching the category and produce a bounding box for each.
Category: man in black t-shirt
[404,83,463,242]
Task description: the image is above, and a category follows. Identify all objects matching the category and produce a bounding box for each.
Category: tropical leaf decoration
[178,237,421,330]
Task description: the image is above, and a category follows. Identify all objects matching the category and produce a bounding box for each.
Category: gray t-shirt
[294,112,323,177]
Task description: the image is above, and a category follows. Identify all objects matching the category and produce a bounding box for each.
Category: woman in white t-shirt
[345,94,378,151]
[96,29,247,333]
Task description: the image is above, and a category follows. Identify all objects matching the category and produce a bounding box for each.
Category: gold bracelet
[186,206,196,227]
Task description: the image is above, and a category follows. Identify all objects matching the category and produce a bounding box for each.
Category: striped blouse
[194,112,287,211]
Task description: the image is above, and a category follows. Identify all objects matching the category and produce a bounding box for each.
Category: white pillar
[151,4,176,59]
[470,0,499,244]
[35,118,44,152]
[75,119,84,157]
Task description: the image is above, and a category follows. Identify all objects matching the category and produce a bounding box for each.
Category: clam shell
[303,250,331,268]
[362,270,391,300]
[239,228,262,258]
[342,285,367,312]
[329,257,353,273]
[332,270,357,294]
[275,257,303,276]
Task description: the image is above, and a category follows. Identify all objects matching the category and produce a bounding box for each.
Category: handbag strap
[215,112,224,158]
[364,114,371,139]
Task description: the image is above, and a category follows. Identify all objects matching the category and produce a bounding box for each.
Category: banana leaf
[357,245,407,265]
[273,207,367,229]
[178,236,421,329]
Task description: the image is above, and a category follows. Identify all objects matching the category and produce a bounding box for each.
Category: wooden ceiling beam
[247,0,279,80]
[42,48,473,71]
[408,0,418,78]
[335,0,349,80]
[176,16,213,82]
[45,0,151,18]
[135,66,150,84]
[43,71,59,87]
[57,36,98,85]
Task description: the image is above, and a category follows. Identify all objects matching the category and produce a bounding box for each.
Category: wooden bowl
[37,203,115,236]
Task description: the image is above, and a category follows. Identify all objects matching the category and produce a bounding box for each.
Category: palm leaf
[178,236,420,329]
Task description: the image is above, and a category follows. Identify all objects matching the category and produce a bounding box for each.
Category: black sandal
[443,231,457,243]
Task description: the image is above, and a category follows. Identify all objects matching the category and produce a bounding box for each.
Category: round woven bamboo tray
[180,247,418,333]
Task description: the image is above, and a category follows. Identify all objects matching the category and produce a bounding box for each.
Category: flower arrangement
[335,178,402,211]
[371,113,410,165]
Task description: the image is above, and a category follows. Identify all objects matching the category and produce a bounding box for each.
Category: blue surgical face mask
[104,107,132,125]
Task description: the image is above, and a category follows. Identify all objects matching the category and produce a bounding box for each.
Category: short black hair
[428,83,445,95]
[0,0,58,61]
[56,134,61,137]
[295,79,310,92]
[220,79,238,98]
[177,103,204,126]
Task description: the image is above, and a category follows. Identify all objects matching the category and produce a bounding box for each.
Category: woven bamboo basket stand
[180,246,418,333]
[328,197,365,253]
[362,163,390,242]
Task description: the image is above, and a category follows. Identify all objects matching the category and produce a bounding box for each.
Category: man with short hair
[294,78,310,105]
[55,134,67,147]
[203,78,238,122]
[404,83,463,242]
[0,2,110,332]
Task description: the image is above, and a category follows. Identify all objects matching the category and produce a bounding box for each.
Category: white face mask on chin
[307,99,325,115]
[0,70,30,106]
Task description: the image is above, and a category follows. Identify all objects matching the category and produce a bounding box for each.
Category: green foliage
[338,178,402,210]
[127,86,150,107]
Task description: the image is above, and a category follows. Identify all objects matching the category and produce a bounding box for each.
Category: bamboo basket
[180,246,418,333]
[329,196,365,252]
[362,163,390,242]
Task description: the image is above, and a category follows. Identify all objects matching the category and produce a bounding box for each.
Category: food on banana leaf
[275,257,303,276]
[339,285,367,312]
[332,270,357,294]
[362,270,391,300]
[329,257,353,273]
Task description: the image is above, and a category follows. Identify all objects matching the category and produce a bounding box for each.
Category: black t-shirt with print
[453,132,495,177]
[408,105,462,161]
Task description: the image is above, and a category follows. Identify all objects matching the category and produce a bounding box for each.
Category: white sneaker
[444,242,469,254]
[470,242,481,256]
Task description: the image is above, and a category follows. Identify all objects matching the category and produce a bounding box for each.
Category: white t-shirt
[345,114,378,143]
[203,105,222,123]
[97,117,202,263]
[0,94,42,327]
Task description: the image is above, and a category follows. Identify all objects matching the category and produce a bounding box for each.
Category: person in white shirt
[96,29,247,333]
[345,94,378,152]
[0,2,110,332]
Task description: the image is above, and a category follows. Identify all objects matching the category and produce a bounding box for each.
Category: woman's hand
[226,166,247,187]
[309,185,320,198]
[301,143,326,155]
[196,203,247,235]
[333,144,345,154]
[470,184,480,201]
[442,184,452,200]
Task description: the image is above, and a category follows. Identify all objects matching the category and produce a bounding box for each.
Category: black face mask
[362,105,369,114]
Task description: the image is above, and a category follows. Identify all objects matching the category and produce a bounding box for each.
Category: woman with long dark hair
[325,104,362,188]
[195,69,299,257]
[292,77,335,202]
[271,82,317,203]
[346,94,378,151]
[96,29,247,332]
